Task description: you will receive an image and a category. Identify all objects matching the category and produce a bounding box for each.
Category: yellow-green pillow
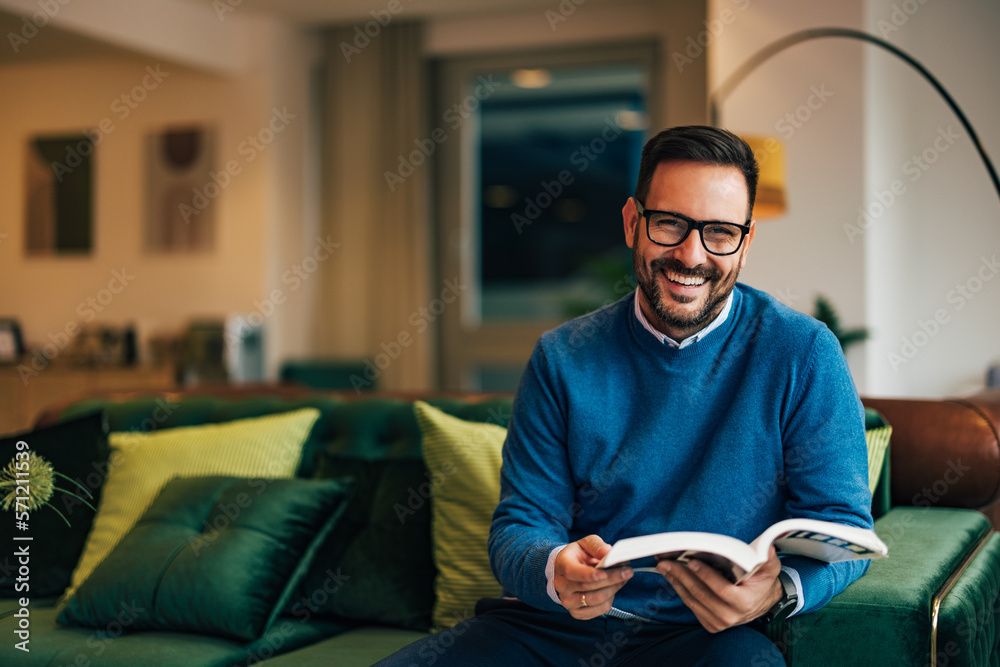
[63,408,320,602]
[866,425,892,493]
[413,401,504,630]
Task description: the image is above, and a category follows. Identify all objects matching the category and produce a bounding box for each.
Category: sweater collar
[632,288,735,348]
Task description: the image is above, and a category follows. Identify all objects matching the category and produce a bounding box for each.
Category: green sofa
[1,387,998,666]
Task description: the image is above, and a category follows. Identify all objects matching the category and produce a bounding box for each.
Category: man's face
[623,160,755,341]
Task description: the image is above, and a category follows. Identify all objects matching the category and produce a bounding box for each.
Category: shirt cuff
[545,544,569,606]
[781,565,806,618]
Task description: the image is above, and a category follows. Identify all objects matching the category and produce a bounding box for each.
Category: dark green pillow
[57,476,353,641]
[288,456,436,631]
[0,411,110,597]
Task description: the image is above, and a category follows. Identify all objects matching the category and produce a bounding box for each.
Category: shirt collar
[633,288,734,348]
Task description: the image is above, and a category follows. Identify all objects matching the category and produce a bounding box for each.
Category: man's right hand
[554,534,633,619]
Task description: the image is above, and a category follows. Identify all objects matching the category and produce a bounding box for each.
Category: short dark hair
[633,126,759,218]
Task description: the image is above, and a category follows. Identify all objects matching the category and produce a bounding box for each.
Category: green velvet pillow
[289,456,436,631]
[57,475,353,641]
[0,411,110,597]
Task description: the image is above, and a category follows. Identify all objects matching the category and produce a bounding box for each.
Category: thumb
[577,534,612,561]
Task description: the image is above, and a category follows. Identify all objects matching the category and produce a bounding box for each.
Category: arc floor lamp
[710,27,1000,210]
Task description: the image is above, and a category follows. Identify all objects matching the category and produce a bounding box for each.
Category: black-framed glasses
[636,201,751,256]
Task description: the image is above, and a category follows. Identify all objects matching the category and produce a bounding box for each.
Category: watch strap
[760,570,798,624]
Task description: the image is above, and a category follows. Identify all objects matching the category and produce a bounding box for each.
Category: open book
[597,518,888,584]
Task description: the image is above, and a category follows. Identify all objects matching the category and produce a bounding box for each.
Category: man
[379,126,872,666]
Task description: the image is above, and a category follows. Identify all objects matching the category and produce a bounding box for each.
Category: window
[434,43,657,390]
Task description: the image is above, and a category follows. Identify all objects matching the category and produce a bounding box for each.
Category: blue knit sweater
[488,284,873,624]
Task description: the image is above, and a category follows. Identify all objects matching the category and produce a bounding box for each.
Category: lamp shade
[742,135,787,219]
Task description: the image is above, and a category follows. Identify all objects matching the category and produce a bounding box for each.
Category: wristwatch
[760,570,798,624]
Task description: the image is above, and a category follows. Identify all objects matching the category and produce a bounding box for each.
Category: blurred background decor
[24,133,93,256]
[0,319,24,364]
[144,125,217,253]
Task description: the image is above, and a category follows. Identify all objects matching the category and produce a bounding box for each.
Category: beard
[633,250,742,337]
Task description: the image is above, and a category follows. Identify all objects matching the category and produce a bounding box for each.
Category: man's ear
[739,218,757,269]
[623,198,639,249]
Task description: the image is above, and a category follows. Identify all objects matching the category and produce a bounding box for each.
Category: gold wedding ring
[581,594,588,608]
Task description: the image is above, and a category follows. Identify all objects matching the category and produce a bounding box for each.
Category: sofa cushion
[58,476,353,641]
[772,507,994,666]
[65,408,320,600]
[261,626,430,666]
[0,597,350,666]
[291,456,436,631]
[0,411,110,598]
[413,401,504,630]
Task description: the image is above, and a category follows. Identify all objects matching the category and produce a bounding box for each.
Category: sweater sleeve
[780,326,875,614]
[487,340,575,612]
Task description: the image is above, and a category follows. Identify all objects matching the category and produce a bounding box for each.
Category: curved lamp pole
[710,27,1000,205]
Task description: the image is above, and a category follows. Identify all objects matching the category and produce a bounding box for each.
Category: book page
[597,531,762,582]
[750,518,888,563]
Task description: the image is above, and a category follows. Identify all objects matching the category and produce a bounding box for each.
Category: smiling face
[623,160,756,341]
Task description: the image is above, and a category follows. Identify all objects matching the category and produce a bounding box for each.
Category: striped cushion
[866,425,892,494]
[63,408,320,602]
[414,401,504,630]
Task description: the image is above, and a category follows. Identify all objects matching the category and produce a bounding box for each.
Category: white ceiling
[201,0,566,25]
[0,0,622,67]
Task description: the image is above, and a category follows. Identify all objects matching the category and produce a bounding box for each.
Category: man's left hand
[657,546,784,633]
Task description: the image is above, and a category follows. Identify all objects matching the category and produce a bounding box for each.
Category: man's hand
[554,535,633,620]
[657,546,784,633]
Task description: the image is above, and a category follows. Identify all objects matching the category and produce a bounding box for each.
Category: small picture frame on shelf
[0,319,25,364]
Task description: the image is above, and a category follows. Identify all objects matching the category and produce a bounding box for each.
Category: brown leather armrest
[863,390,1000,528]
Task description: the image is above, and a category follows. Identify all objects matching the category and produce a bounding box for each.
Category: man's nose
[670,227,708,267]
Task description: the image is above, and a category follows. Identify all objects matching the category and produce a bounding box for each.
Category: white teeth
[666,271,705,287]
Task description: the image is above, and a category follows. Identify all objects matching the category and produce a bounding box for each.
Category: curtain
[318,21,432,391]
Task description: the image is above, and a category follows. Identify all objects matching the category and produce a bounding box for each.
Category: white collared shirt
[632,288,734,347]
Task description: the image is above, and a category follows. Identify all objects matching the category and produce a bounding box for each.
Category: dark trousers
[374,599,786,667]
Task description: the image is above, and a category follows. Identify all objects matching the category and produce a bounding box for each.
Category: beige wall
[0,0,708,392]
[0,12,319,379]
[862,0,1000,397]
[710,0,867,391]
[710,0,1000,398]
